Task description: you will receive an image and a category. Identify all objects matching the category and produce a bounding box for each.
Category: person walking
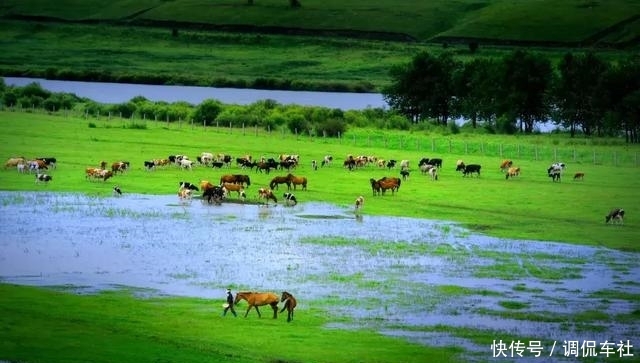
[223,288,237,317]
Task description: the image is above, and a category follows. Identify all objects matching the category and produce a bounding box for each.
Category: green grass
[1,110,639,251]
[0,284,458,363]
[2,0,639,45]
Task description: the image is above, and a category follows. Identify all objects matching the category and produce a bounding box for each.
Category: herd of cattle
[3,152,624,224]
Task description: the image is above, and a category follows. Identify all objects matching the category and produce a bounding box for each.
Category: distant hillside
[1,0,639,48]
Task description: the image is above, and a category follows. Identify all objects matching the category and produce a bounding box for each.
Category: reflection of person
[223,288,237,317]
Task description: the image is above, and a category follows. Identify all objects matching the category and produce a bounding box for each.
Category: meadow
[1,110,639,363]
[1,110,638,251]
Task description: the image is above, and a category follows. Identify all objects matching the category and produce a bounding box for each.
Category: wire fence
[5,106,640,168]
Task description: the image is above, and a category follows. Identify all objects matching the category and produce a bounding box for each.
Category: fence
[3,106,639,168]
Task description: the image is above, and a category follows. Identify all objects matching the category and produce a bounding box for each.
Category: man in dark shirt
[223,288,237,317]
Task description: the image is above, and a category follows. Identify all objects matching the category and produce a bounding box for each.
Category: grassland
[1,110,638,251]
[2,0,639,45]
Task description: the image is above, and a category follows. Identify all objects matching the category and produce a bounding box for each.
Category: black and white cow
[36,157,57,169]
[113,185,123,196]
[605,208,625,225]
[321,155,333,167]
[547,165,562,182]
[35,173,52,184]
[144,160,155,170]
[179,181,199,191]
[283,192,297,206]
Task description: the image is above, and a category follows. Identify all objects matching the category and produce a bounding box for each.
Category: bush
[192,99,223,126]
[320,118,347,137]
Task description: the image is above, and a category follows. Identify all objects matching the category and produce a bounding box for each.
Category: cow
[35,173,52,184]
[321,155,333,167]
[500,160,513,172]
[354,196,364,211]
[605,208,625,225]
[386,160,397,169]
[36,157,57,169]
[258,188,277,205]
[111,161,128,174]
[211,161,225,169]
[218,154,233,167]
[428,167,438,181]
[179,181,199,191]
[5,157,26,169]
[551,162,566,170]
[16,163,26,173]
[202,186,225,205]
[178,188,193,204]
[200,180,215,192]
[505,167,521,180]
[455,160,465,172]
[113,185,122,196]
[28,159,48,173]
[420,163,435,175]
[547,165,562,182]
[400,169,410,181]
[222,183,246,200]
[180,159,193,170]
[86,168,114,182]
[283,192,297,206]
[144,160,155,170]
[420,158,442,169]
[462,164,481,177]
[573,172,585,181]
[200,152,214,166]
[400,160,410,170]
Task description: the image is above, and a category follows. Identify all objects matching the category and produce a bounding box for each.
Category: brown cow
[222,183,246,200]
[500,159,513,172]
[200,180,215,191]
[258,187,277,205]
[5,157,26,169]
[355,196,364,211]
[505,167,521,180]
[573,172,585,181]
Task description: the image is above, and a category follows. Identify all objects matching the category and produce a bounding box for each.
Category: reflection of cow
[203,186,225,205]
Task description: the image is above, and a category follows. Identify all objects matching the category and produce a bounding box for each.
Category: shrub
[320,118,347,137]
[192,99,223,126]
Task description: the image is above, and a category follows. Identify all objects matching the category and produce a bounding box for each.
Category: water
[2,77,387,110]
[1,191,637,359]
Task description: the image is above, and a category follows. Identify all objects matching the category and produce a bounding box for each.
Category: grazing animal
[144,160,155,170]
[369,178,381,196]
[605,208,625,225]
[28,159,48,173]
[280,291,297,322]
[462,164,481,177]
[178,188,193,203]
[551,162,566,170]
[400,169,410,180]
[420,163,435,175]
[386,159,397,169]
[113,185,122,196]
[400,160,410,170]
[5,157,26,169]
[455,160,465,172]
[35,173,52,184]
[270,175,291,190]
[222,183,246,200]
[354,195,364,211]
[573,172,585,181]
[428,167,438,181]
[36,157,57,169]
[111,161,128,174]
[202,185,225,205]
[321,155,333,167]
[377,177,400,195]
[283,192,297,206]
[234,291,279,318]
[505,167,521,180]
[500,159,513,172]
[179,181,199,191]
[220,174,251,187]
[286,174,307,191]
[547,166,562,182]
[311,160,318,171]
[258,188,278,205]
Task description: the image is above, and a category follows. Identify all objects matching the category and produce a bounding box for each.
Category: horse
[280,291,297,322]
[286,174,307,191]
[369,178,381,196]
[270,175,291,190]
[234,291,279,318]
[220,174,251,187]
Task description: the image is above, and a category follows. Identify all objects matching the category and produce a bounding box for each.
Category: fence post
[499,144,503,157]
[517,144,520,158]
[573,148,576,162]
[448,139,452,153]
[535,146,538,160]
[255,125,258,136]
[338,132,341,144]
[203,119,206,129]
[593,150,596,164]
[614,151,617,166]
[465,142,468,154]
[353,134,356,145]
[229,122,232,134]
[368,135,371,147]
[431,139,435,152]
[554,148,557,161]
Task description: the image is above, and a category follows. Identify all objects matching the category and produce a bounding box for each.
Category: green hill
[2,0,639,47]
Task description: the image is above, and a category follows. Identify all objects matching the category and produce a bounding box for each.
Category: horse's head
[281,291,290,302]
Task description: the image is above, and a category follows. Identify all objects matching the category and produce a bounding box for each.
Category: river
[2,76,388,110]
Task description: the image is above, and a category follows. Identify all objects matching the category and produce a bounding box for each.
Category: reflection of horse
[286,174,307,191]
[280,291,297,322]
[269,175,291,190]
[234,291,279,318]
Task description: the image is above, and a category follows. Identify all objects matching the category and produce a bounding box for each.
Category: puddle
[0,191,638,356]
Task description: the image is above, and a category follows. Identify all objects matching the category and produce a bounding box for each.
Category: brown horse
[220,174,251,187]
[280,291,297,322]
[270,175,291,190]
[234,291,279,318]
[286,174,307,191]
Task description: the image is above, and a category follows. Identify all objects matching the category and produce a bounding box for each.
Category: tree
[554,52,608,136]
[599,56,640,142]
[453,58,501,128]
[192,99,223,126]
[383,51,458,125]
[499,50,553,133]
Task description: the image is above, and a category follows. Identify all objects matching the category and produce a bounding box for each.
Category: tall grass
[1,110,638,250]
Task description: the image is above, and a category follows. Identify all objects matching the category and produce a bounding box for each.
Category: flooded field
[0,191,638,360]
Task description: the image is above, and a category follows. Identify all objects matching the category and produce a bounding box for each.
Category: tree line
[382,50,640,142]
